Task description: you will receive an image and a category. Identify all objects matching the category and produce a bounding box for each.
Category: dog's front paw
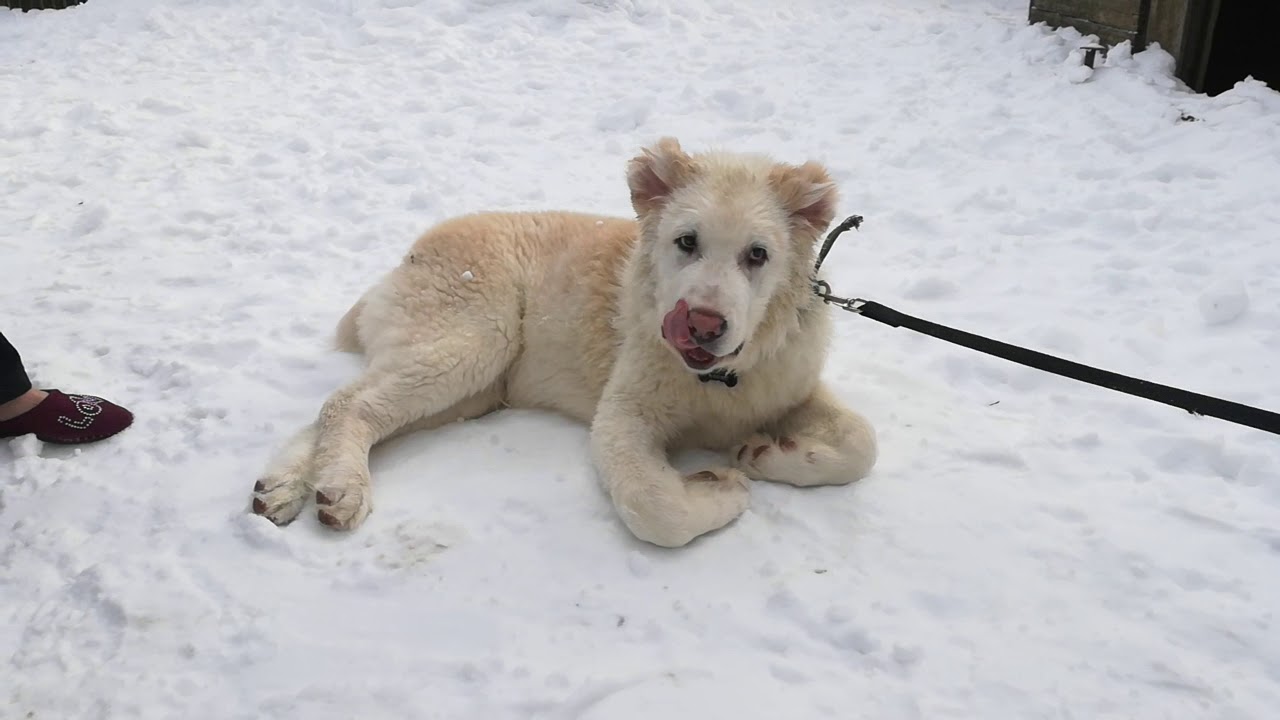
[735,433,793,474]
[313,476,372,530]
[684,467,750,494]
[735,433,839,486]
[680,465,751,531]
[611,467,751,548]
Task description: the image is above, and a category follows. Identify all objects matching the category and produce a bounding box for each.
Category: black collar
[698,369,739,387]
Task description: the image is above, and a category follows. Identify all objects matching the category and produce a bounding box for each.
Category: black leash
[813,215,1280,437]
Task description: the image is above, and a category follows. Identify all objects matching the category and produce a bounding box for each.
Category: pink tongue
[662,299,698,351]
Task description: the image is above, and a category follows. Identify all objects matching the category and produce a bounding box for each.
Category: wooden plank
[1031,0,1142,32]
[1033,0,1142,16]
[1145,0,1189,59]
[1029,8,1139,46]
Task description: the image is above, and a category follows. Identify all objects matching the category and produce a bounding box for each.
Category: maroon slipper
[0,389,134,445]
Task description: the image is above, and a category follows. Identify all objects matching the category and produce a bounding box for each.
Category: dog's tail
[334,295,366,353]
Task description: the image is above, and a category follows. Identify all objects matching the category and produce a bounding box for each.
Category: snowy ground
[3,0,1279,717]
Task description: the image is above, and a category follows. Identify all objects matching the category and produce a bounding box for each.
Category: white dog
[250,138,877,547]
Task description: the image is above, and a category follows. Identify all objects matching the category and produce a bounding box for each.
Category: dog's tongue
[662,300,698,351]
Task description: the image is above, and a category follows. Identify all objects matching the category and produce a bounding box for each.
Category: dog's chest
[676,382,800,448]
[679,345,825,447]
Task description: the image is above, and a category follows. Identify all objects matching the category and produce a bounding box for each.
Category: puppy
[251,138,876,547]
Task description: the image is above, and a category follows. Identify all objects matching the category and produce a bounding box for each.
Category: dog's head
[627,137,837,374]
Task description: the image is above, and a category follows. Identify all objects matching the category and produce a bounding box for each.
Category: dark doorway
[1198,2,1280,96]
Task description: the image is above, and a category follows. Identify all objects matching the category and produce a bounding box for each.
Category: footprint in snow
[71,204,109,236]
[955,447,1029,470]
[1197,281,1249,326]
[1145,434,1246,480]
[594,98,653,132]
[766,589,886,662]
[901,276,956,301]
[708,88,776,123]
[11,565,126,673]
[498,498,547,534]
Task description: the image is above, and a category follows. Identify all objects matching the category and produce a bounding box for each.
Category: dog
[249,138,877,547]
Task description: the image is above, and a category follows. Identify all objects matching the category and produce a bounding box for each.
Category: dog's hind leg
[250,379,502,527]
[252,217,522,530]
[251,422,321,525]
[734,383,877,487]
[307,322,517,530]
[251,286,378,524]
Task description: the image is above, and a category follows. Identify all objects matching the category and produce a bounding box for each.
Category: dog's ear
[770,161,838,233]
[627,137,693,215]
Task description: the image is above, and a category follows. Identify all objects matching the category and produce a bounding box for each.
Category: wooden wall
[1028,0,1226,91]
[1029,0,1145,47]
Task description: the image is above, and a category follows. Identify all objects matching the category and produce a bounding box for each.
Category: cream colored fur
[250,138,877,547]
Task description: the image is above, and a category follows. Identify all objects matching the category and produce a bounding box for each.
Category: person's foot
[0,388,48,421]
[0,389,133,444]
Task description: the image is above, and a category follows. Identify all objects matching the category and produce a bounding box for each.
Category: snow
[1198,280,1250,327]
[2,0,1279,717]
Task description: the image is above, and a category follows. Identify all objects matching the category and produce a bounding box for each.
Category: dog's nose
[688,308,727,344]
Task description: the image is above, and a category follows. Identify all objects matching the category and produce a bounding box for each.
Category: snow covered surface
[3,0,1279,717]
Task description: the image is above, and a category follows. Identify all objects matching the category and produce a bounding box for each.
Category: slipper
[0,389,134,444]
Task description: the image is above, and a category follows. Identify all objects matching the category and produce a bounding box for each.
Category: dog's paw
[734,433,791,474]
[682,466,751,524]
[684,467,750,493]
[612,467,752,548]
[313,478,372,531]
[250,472,310,526]
[735,434,837,486]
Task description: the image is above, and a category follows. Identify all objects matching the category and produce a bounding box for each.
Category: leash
[813,215,1280,437]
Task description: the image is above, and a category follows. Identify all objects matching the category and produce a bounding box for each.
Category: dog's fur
[250,138,877,547]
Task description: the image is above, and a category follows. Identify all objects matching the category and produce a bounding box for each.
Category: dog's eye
[745,246,769,267]
[674,233,698,254]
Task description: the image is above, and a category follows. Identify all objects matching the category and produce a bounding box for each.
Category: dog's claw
[317,509,341,528]
[253,479,266,492]
[251,497,267,514]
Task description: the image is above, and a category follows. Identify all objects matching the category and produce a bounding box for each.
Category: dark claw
[251,497,267,515]
[779,437,797,451]
[316,489,335,506]
[253,479,266,492]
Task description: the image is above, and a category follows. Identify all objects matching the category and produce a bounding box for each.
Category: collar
[698,369,739,387]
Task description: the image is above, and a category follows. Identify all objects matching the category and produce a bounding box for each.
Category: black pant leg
[0,331,34,404]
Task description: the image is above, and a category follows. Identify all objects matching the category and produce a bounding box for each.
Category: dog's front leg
[735,383,877,487]
[591,397,750,548]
